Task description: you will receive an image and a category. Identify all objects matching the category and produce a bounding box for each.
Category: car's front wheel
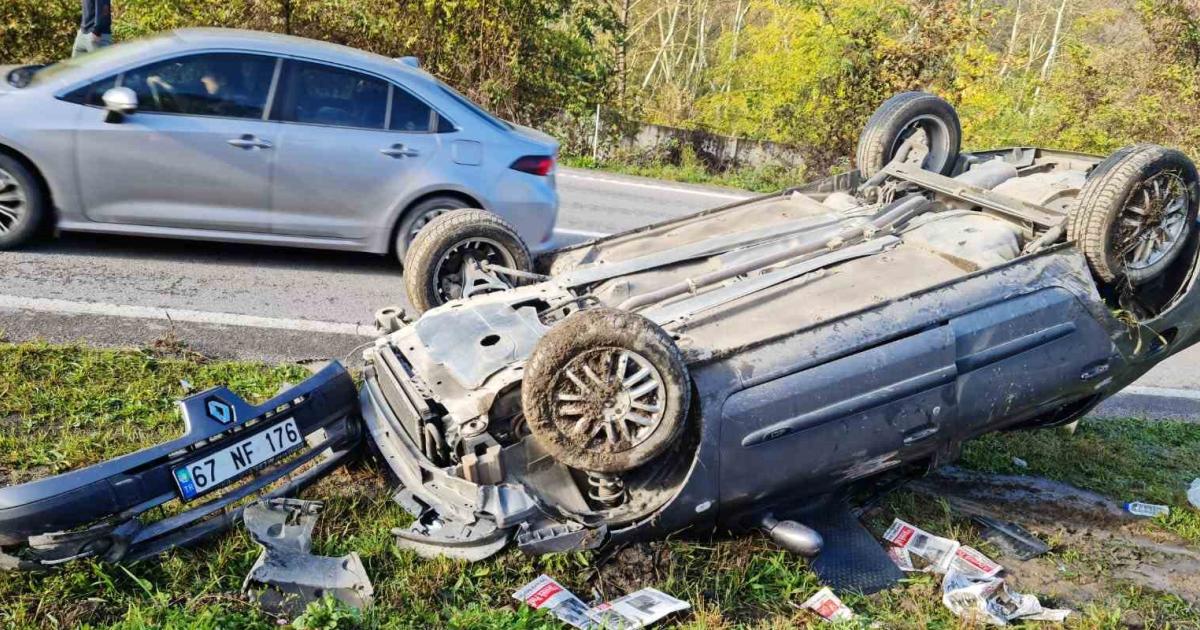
[0,155,45,250]
[403,209,532,314]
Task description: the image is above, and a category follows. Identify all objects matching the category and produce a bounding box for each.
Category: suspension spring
[586,472,626,509]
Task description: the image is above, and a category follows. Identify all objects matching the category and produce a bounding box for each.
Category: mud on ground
[913,468,1200,617]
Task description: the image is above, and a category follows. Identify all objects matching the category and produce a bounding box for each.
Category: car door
[268,59,440,241]
[75,52,280,233]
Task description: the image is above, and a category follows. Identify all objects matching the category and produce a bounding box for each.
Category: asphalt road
[0,166,1197,419]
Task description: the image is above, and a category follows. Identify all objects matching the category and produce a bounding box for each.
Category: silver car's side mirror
[102,87,138,122]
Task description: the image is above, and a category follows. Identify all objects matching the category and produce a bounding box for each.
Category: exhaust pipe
[760,514,823,557]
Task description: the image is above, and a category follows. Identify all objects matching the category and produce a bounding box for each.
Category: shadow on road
[29,232,399,274]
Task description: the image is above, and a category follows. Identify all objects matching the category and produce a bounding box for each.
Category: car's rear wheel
[403,209,532,314]
[1068,144,1200,285]
[394,195,473,262]
[522,308,691,473]
[0,155,45,250]
[856,91,961,178]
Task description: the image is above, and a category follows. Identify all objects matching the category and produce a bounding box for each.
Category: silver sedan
[0,28,559,261]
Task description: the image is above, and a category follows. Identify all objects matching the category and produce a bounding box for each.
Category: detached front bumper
[0,363,361,570]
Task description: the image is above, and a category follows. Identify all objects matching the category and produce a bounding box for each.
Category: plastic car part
[856,91,962,178]
[759,515,823,556]
[522,308,691,473]
[0,363,361,570]
[1068,143,1200,284]
[243,498,374,614]
[403,208,532,314]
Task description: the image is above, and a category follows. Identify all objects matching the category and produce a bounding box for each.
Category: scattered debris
[882,519,1070,626]
[513,575,690,629]
[588,588,691,629]
[882,518,958,573]
[242,499,374,616]
[942,568,1071,626]
[800,587,856,622]
[972,515,1050,560]
[1011,457,1028,469]
[1190,479,1200,509]
[514,576,597,630]
[1125,501,1170,518]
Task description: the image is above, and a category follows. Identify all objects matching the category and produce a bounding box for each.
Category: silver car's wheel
[0,167,27,236]
[407,207,451,242]
[0,156,44,250]
[394,195,472,261]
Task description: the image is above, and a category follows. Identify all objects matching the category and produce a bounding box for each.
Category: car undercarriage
[3,93,1199,594]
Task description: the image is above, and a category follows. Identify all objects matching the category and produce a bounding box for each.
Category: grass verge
[561,155,806,194]
[0,342,1197,628]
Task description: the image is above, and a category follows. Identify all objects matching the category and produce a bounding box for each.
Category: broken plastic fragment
[1189,479,1200,509]
[242,499,374,615]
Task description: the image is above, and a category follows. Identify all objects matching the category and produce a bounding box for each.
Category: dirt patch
[912,468,1200,610]
[591,542,671,601]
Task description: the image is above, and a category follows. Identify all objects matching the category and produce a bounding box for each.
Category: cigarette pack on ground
[951,545,1003,579]
[587,588,690,629]
[513,575,598,629]
[800,587,855,622]
[883,518,960,573]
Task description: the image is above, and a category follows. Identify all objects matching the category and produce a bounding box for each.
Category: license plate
[172,418,303,501]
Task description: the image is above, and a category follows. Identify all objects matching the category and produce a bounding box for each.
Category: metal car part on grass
[242,498,374,614]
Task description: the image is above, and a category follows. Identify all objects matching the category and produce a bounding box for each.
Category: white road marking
[558,171,753,201]
[1115,385,1200,400]
[0,294,373,337]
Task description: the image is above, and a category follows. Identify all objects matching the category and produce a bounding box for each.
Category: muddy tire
[1067,144,1199,285]
[522,308,691,473]
[0,155,46,250]
[856,91,961,179]
[403,209,532,314]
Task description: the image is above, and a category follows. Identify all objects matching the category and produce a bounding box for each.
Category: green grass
[561,155,806,194]
[0,342,1197,628]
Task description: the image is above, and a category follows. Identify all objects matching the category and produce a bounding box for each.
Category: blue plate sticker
[175,467,197,500]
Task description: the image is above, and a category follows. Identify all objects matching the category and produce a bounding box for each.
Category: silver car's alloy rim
[409,207,451,242]
[431,237,515,302]
[0,168,27,236]
[1115,171,1192,271]
[552,347,667,454]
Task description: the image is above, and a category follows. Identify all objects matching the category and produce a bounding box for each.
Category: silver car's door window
[389,86,434,132]
[268,59,440,242]
[61,74,119,107]
[120,53,276,119]
[271,60,388,129]
[74,52,282,232]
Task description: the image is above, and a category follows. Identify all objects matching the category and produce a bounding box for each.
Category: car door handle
[227,135,273,150]
[380,144,420,158]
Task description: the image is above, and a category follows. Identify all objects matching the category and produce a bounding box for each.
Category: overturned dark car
[4,92,1200,575]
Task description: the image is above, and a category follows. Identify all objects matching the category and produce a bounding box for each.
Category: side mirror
[101,87,137,122]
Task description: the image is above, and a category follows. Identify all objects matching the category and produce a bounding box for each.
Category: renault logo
[204,395,236,425]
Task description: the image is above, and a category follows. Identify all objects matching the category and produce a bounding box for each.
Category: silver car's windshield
[437,81,513,131]
[29,37,159,87]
